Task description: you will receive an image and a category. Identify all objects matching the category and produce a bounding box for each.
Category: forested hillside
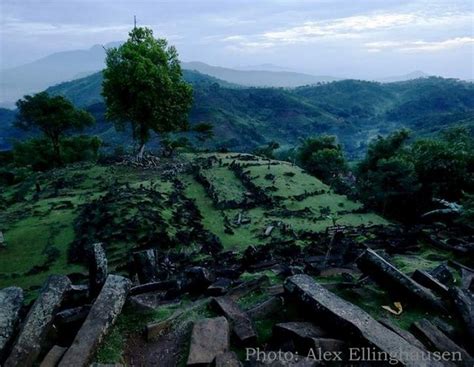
[1,72,472,158]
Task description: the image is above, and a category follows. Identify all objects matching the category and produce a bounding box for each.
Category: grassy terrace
[0,154,387,299]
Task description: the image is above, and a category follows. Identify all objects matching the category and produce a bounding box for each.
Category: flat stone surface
[412,319,472,366]
[0,287,24,361]
[214,351,242,367]
[357,249,445,311]
[212,296,257,345]
[5,275,70,367]
[187,316,230,366]
[284,274,444,367]
[378,318,427,351]
[248,296,283,320]
[59,275,131,367]
[39,345,67,367]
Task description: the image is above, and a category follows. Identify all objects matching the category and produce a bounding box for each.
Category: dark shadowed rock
[412,319,472,366]
[207,278,232,296]
[357,249,445,311]
[248,296,283,320]
[460,269,474,291]
[284,274,443,367]
[378,318,427,351]
[187,316,230,366]
[214,351,242,367]
[211,296,257,345]
[89,243,108,296]
[449,287,474,341]
[186,266,216,295]
[273,322,328,353]
[133,249,159,284]
[227,276,268,300]
[430,264,454,286]
[39,345,67,367]
[0,287,24,362]
[5,275,71,367]
[411,269,449,296]
[129,280,179,296]
[59,275,131,367]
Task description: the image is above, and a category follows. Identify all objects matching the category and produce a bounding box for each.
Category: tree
[15,92,94,166]
[297,135,347,183]
[102,27,193,159]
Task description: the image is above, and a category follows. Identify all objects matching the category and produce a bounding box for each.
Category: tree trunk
[137,143,146,160]
[52,140,62,167]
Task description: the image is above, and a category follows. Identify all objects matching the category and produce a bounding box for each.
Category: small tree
[297,135,347,183]
[15,92,94,166]
[102,27,193,159]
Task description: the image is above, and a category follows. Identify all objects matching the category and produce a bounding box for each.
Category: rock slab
[284,274,444,367]
[0,287,24,362]
[58,275,131,367]
[212,296,257,345]
[187,316,230,366]
[4,275,71,367]
[89,243,108,296]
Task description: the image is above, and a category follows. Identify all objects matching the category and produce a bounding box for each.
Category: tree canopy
[15,92,94,165]
[102,27,193,158]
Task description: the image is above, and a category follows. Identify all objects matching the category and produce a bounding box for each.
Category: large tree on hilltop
[102,27,193,159]
[15,92,94,166]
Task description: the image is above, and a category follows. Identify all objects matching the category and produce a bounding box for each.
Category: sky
[1,0,473,79]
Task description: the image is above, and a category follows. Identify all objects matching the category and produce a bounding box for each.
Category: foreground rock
[273,322,328,353]
[285,274,443,367]
[357,249,445,311]
[59,275,131,367]
[5,275,71,367]
[89,243,108,296]
[449,287,474,341]
[0,287,24,362]
[187,317,230,366]
[214,351,242,367]
[412,319,472,366]
[211,296,257,345]
[39,345,67,367]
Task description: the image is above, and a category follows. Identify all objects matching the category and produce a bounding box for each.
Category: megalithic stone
[5,275,71,367]
[0,287,24,362]
[133,249,159,284]
[357,249,446,311]
[58,275,131,367]
[284,274,444,367]
[89,243,108,296]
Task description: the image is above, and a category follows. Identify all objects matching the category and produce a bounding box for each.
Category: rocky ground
[0,154,473,366]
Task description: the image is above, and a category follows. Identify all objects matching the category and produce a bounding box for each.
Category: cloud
[365,37,474,52]
[221,9,473,51]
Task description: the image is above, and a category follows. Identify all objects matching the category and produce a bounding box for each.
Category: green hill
[0,154,387,299]
[2,72,472,158]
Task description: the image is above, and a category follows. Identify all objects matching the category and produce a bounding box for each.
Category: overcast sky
[1,0,473,79]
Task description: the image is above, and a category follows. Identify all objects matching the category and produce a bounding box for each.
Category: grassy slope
[0,154,387,299]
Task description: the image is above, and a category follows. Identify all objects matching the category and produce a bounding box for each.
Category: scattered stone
[187,317,230,366]
[212,296,257,345]
[460,269,474,291]
[449,287,474,341]
[411,269,449,296]
[133,249,159,284]
[59,275,131,367]
[357,249,445,311]
[207,278,232,296]
[129,280,179,296]
[214,351,242,367]
[89,243,108,296]
[55,305,90,326]
[0,287,24,362]
[266,284,285,297]
[273,322,329,353]
[227,276,269,300]
[430,264,454,286]
[39,345,67,367]
[4,275,70,367]
[128,291,167,312]
[378,318,427,351]
[284,274,442,367]
[412,319,472,366]
[247,296,283,320]
[265,226,275,237]
[186,266,216,294]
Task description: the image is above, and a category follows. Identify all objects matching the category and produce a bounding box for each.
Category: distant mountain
[378,70,430,83]
[1,72,470,158]
[182,61,339,88]
[0,43,120,107]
